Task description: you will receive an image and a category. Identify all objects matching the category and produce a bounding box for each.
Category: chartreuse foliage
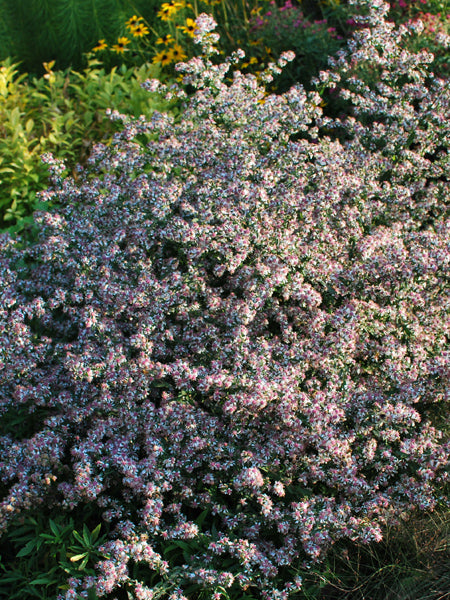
[0,58,179,232]
[0,1,449,599]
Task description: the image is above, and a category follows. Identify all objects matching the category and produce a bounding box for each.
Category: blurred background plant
[89,0,354,91]
[0,0,162,75]
[1,0,447,234]
[88,0,449,95]
[247,0,350,92]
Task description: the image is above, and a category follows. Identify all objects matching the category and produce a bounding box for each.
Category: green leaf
[25,118,34,134]
[30,575,57,585]
[88,587,99,600]
[72,530,85,545]
[48,519,61,537]
[194,509,210,528]
[9,106,20,128]
[91,523,101,543]
[16,540,38,557]
[83,523,91,545]
[162,543,181,555]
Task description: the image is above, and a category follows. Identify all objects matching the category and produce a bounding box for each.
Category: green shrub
[0,57,179,232]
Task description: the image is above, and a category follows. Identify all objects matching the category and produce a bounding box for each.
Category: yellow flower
[152,48,175,66]
[157,2,182,20]
[156,34,174,45]
[170,43,187,62]
[130,23,149,37]
[92,39,107,52]
[249,56,258,65]
[112,37,130,54]
[178,18,198,37]
[126,15,143,29]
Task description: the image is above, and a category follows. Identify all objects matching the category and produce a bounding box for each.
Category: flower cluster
[1,2,449,598]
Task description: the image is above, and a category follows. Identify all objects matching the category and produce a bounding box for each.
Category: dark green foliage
[0,507,110,600]
[0,0,130,73]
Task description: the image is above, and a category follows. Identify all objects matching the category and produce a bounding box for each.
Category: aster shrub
[0,1,449,598]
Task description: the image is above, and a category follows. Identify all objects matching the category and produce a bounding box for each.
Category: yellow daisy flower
[112,37,130,54]
[126,15,143,29]
[92,39,107,52]
[157,2,179,20]
[152,48,175,66]
[156,34,174,45]
[170,43,187,62]
[130,23,149,37]
[178,18,198,38]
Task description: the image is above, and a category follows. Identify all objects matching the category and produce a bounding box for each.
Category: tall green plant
[0,0,137,73]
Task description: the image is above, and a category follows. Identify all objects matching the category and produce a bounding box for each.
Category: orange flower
[126,15,143,29]
[170,43,187,62]
[157,2,178,20]
[156,34,174,45]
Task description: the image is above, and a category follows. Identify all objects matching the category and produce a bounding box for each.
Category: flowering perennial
[0,1,449,598]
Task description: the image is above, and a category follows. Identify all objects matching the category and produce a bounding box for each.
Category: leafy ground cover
[0,0,449,598]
